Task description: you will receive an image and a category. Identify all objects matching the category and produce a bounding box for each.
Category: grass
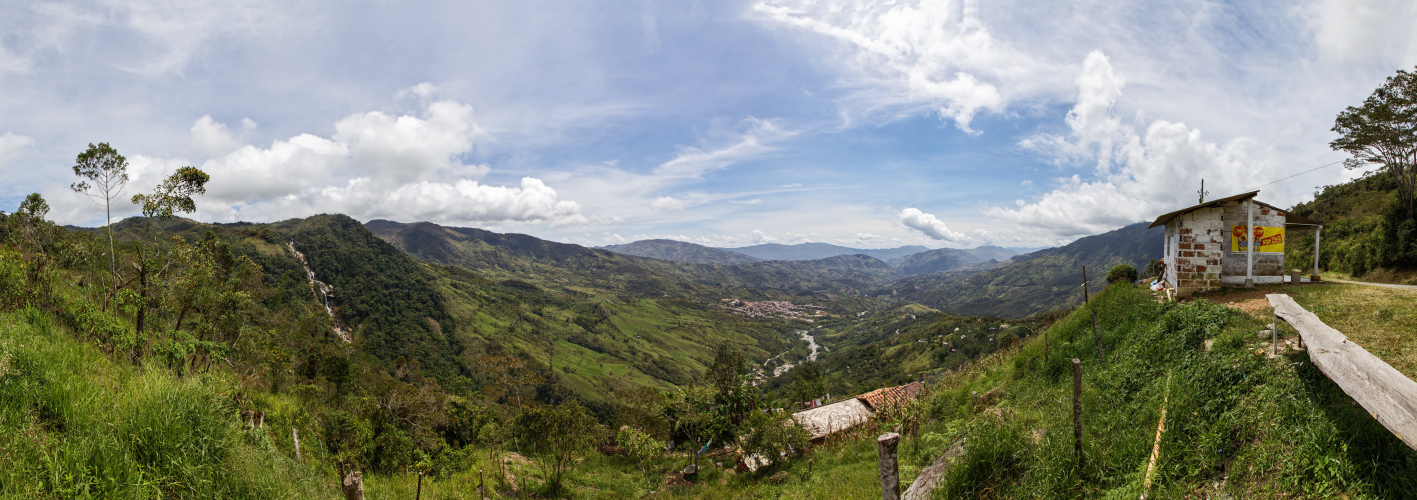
[0,307,333,499]
[1284,282,1417,380]
[888,283,1417,499]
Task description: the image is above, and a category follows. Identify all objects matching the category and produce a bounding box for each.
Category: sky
[1,0,1415,249]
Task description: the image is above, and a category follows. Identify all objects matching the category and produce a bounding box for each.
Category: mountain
[727,242,930,262]
[886,247,980,275]
[600,239,762,265]
[367,220,908,297]
[962,245,1028,262]
[885,222,1163,317]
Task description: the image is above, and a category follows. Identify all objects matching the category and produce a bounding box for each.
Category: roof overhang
[1147,190,1322,229]
[1148,191,1259,229]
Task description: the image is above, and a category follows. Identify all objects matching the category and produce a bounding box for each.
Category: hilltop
[599,239,762,265]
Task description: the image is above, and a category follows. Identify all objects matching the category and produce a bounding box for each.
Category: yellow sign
[1231,225,1284,253]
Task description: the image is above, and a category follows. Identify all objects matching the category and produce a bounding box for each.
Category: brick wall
[1167,206,1226,295]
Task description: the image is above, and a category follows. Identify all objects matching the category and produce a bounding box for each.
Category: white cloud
[0,132,34,165]
[649,196,686,211]
[992,51,1291,237]
[188,115,245,157]
[1304,0,1417,65]
[752,0,1057,132]
[0,132,35,188]
[25,0,295,75]
[899,207,965,242]
[139,95,587,226]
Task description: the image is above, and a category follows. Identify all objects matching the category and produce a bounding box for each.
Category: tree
[1332,67,1417,219]
[791,360,825,405]
[130,166,210,242]
[128,166,210,346]
[513,400,601,493]
[739,409,809,471]
[1106,264,1138,284]
[70,143,129,306]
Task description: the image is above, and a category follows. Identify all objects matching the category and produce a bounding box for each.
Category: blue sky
[1,0,1415,248]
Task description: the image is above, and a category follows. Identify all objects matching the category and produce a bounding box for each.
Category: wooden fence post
[1083,266,1091,304]
[479,468,485,498]
[1043,327,1049,361]
[1273,309,1279,355]
[878,433,901,500]
[1072,358,1083,463]
[291,428,301,462]
[342,471,364,500]
[415,471,423,500]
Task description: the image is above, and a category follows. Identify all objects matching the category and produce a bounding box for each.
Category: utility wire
[1242,160,1346,193]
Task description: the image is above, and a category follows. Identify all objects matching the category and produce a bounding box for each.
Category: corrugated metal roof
[1147,190,1321,228]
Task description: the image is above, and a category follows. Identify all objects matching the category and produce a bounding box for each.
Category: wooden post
[877,433,901,500]
[292,428,302,462]
[1043,327,1049,360]
[342,471,365,500]
[808,457,813,475]
[1082,266,1091,304]
[479,469,486,498]
[1072,359,1082,463]
[1272,309,1279,356]
[416,471,423,500]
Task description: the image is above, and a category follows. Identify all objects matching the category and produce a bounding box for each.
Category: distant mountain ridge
[726,242,930,262]
[599,239,762,265]
[885,222,1162,317]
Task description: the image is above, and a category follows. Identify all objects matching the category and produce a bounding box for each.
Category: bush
[1106,264,1138,284]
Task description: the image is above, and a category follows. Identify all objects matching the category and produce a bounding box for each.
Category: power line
[1243,160,1346,193]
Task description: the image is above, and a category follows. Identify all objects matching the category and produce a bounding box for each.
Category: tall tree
[70,143,130,304]
[129,166,210,344]
[1332,67,1417,219]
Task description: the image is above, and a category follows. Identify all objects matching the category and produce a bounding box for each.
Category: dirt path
[1326,277,1417,291]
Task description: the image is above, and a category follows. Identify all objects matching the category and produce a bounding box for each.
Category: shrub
[1106,264,1139,284]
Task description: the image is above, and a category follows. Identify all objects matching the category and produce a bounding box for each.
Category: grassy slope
[884,284,1417,498]
[0,308,332,499]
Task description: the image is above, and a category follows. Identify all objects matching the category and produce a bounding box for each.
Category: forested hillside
[1287,171,1417,282]
[885,222,1162,317]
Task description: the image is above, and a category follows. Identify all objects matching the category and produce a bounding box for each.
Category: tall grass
[917,284,1417,498]
[0,307,333,499]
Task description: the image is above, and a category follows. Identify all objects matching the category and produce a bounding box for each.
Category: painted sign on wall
[1230,225,1285,253]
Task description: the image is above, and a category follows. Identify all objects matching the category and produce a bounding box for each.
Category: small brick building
[1148,191,1321,296]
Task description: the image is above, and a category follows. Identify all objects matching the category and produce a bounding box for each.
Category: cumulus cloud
[752,0,1055,132]
[0,132,34,164]
[166,96,584,226]
[649,196,686,211]
[188,115,247,157]
[899,207,965,242]
[993,51,1288,237]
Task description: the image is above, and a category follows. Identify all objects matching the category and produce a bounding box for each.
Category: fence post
[1273,309,1279,356]
[878,433,901,500]
[342,471,365,500]
[291,428,301,462]
[1072,358,1083,463]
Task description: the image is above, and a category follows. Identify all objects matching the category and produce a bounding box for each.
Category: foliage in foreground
[913,284,1417,499]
